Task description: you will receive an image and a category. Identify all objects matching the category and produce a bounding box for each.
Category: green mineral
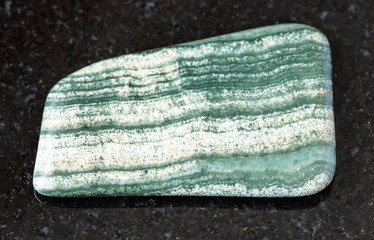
[33,24,335,197]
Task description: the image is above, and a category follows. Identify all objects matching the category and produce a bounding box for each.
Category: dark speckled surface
[0,0,373,239]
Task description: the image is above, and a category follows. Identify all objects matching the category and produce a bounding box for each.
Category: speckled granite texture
[0,0,373,239]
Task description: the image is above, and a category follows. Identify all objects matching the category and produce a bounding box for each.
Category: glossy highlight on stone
[33,23,335,197]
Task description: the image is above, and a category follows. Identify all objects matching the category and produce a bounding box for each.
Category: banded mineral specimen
[33,24,335,197]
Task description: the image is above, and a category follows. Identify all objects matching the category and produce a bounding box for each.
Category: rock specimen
[33,24,335,197]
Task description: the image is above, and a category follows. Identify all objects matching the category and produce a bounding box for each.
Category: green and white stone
[33,24,335,197]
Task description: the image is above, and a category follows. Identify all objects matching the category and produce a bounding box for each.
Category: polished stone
[33,23,335,197]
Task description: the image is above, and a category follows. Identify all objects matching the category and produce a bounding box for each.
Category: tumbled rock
[33,24,335,197]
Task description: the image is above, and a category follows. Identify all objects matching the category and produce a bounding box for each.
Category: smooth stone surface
[33,23,335,197]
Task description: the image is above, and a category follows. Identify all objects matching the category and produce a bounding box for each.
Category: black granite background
[1,0,373,239]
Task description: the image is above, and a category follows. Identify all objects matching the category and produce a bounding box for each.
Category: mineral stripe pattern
[33,24,335,197]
